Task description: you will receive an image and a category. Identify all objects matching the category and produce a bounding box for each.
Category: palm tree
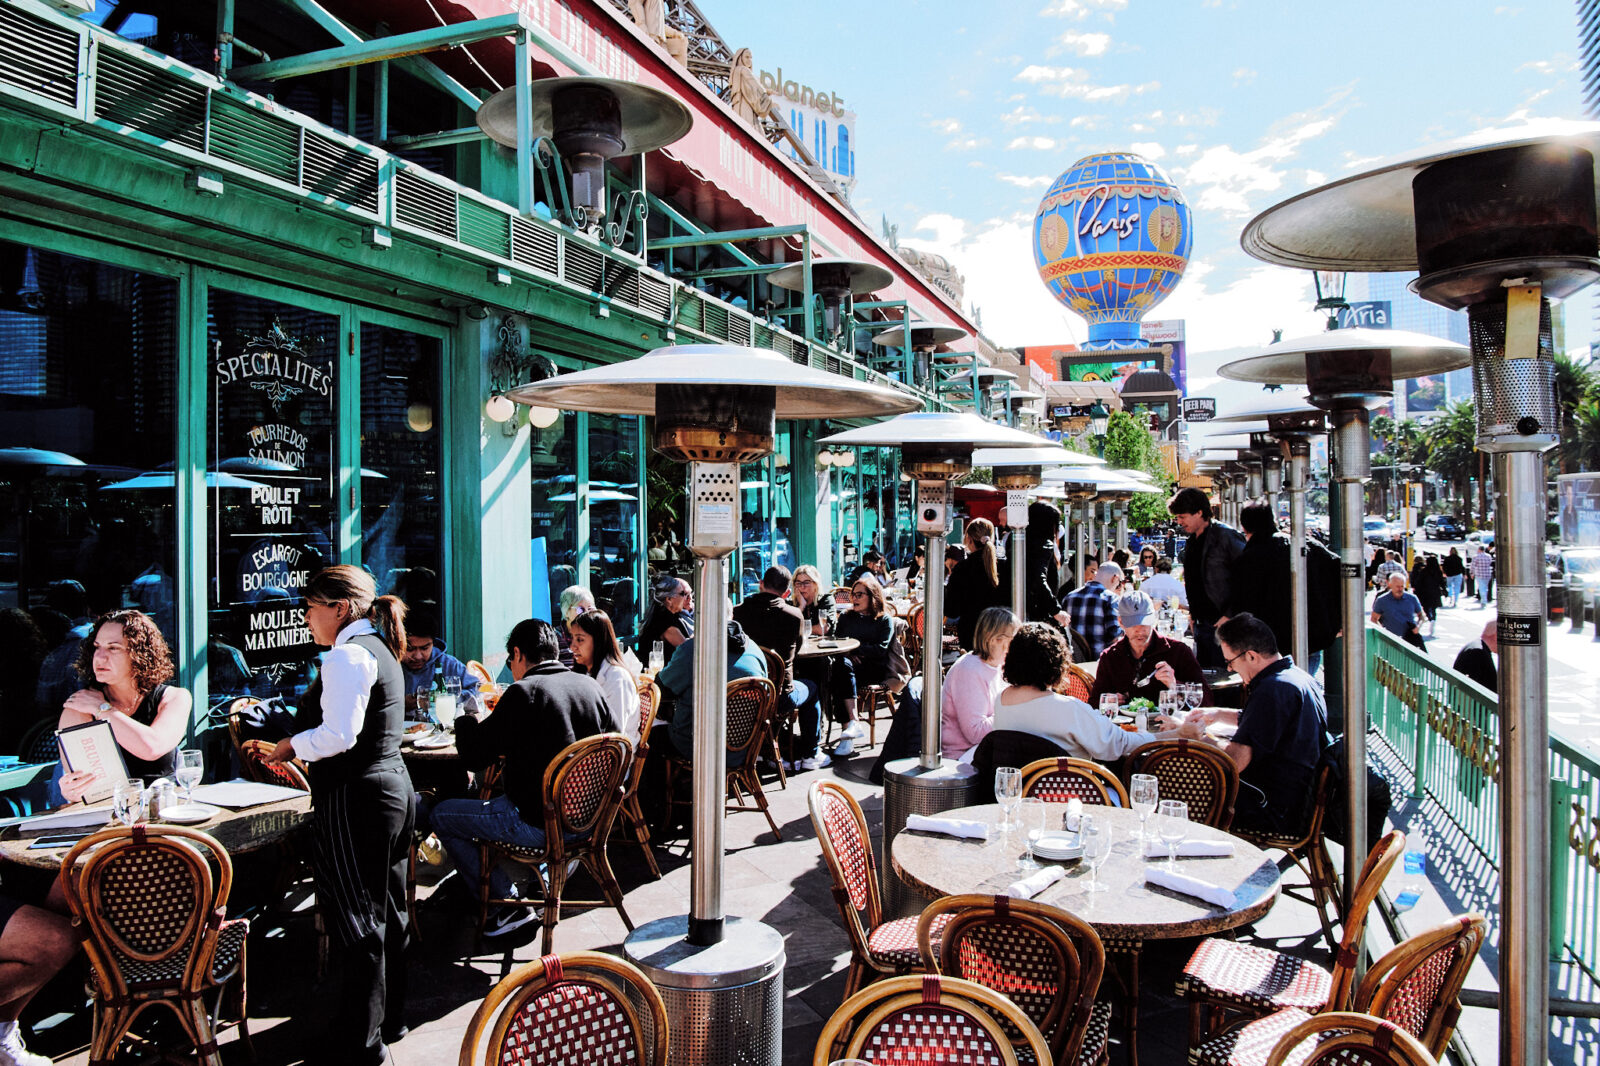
[1424,400,1478,524]
[1554,351,1600,475]
[1571,397,1600,474]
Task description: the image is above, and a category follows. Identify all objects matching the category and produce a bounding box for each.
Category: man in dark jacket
[430,618,612,937]
[733,566,823,767]
[1169,487,1246,669]
[1221,502,1293,656]
[1452,619,1498,691]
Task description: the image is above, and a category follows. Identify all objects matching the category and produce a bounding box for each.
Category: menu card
[56,720,129,805]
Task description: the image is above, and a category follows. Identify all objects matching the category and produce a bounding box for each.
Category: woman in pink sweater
[941,606,1020,760]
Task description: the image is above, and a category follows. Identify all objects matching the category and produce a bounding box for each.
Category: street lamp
[1089,402,1111,437]
[509,344,915,1062]
[1313,270,1349,330]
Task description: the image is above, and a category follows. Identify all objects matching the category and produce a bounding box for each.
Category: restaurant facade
[0,0,979,738]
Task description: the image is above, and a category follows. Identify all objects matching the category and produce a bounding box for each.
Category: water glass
[1157,689,1180,724]
[1081,817,1112,894]
[648,641,665,673]
[994,767,1023,833]
[1158,799,1190,869]
[175,749,204,801]
[1182,682,1204,712]
[433,685,459,732]
[113,779,145,828]
[1098,693,1121,719]
[1018,797,1047,869]
[1130,774,1158,841]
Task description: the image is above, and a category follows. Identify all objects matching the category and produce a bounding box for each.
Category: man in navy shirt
[1370,573,1425,644]
[1159,612,1327,833]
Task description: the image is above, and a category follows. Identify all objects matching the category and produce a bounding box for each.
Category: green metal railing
[1367,625,1600,977]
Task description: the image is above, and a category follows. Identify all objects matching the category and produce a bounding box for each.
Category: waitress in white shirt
[569,609,641,744]
[267,565,413,1065]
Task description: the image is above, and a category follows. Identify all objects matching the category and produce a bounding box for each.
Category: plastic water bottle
[1394,829,1428,912]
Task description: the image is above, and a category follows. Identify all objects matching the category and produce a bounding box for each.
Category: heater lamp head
[870,324,967,350]
[766,259,895,297]
[476,77,692,157]
[1217,326,1468,403]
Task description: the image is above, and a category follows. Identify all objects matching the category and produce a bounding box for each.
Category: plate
[412,733,454,750]
[158,803,218,825]
[1031,831,1084,861]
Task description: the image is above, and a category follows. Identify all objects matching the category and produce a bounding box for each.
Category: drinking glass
[1158,799,1190,869]
[113,779,145,828]
[648,641,665,673]
[1182,682,1204,712]
[1157,689,1179,725]
[1081,817,1112,894]
[433,683,459,732]
[1018,797,1046,869]
[1129,774,1158,841]
[994,767,1023,834]
[175,749,203,802]
[1098,693,1121,719]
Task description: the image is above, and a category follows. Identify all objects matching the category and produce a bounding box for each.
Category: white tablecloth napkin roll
[1004,865,1066,899]
[1144,865,1236,907]
[905,814,990,839]
[1143,839,1235,858]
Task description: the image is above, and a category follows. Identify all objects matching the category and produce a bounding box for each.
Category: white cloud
[1017,64,1081,83]
[1303,169,1326,186]
[931,117,962,134]
[1176,143,1198,155]
[1232,67,1257,85]
[1040,0,1127,18]
[1018,64,1157,101]
[1001,105,1060,125]
[947,136,990,151]
[1069,115,1105,129]
[1052,31,1112,56]
[1181,118,1337,216]
[997,173,1053,188]
[1007,136,1063,150]
[1128,141,1165,160]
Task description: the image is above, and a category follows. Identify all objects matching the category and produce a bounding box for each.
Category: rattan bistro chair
[61,825,252,1066]
[1060,663,1096,703]
[475,733,635,954]
[458,950,669,1066]
[1123,738,1239,829]
[808,781,947,999]
[1020,757,1129,807]
[758,645,793,787]
[1231,766,1339,949]
[918,894,1110,1066]
[814,973,1050,1066]
[1263,1014,1439,1066]
[614,675,663,879]
[664,676,783,841]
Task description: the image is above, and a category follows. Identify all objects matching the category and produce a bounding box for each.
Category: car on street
[1423,515,1463,539]
[1467,530,1496,550]
[1363,515,1392,545]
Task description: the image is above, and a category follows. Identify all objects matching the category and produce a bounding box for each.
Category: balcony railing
[1366,624,1600,978]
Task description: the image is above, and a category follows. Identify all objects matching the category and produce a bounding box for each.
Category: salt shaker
[148,778,177,820]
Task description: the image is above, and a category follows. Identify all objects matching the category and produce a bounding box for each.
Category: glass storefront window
[206,291,338,707]
[530,410,580,624]
[0,243,178,753]
[589,412,642,641]
[359,324,443,616]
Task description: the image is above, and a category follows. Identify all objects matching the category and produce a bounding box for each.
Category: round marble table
[796,637,859,660]
[891,802,1281,941]
[0,792,313,871]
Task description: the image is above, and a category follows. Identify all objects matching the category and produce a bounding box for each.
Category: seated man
[732,566,824,769]
[654,614,767,768]
[1089,591,1207,708]
[1139,556,1186,608]
[1452,619,1498,691]
[1159,613,1327,834]
[0,897,76,1066]
[400,609,479,718]
[430,619,613,938]
[1062,562,1124,659]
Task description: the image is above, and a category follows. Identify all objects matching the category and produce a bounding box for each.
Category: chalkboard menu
[207,293,337,700]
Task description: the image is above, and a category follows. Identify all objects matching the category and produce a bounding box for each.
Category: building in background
[1343,272,1471,418]
[761,66,857,193]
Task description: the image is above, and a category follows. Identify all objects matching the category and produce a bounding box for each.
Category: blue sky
[710,0,1586,379]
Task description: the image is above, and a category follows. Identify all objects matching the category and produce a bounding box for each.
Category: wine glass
[1157,689,1179,723]
[994,767,1023,834]
[113,779,145,828]
[1081,817,1112,894]
[1017,797,1046,870]
[1098,693,1121,719]
[1158,799,1189,869]
[175,749,203,803]
[1130,774,1158,842]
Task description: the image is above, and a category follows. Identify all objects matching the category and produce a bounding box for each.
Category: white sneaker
[0,1027,51,1066]
[798,753,832,771]
[831,736,855,757]
[484,905,540,938]
[840,721,866,740]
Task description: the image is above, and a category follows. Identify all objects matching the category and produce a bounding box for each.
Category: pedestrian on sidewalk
[1452,619,1498,691]
[1471,546,1495,608]
[1442,547,1466,607]
[1412,555,1446,636]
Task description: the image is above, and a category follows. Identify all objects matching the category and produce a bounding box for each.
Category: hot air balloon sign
[1033,152,1192,350]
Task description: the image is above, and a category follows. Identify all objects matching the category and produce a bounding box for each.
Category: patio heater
[822,412,1046,918]
[1241,120,1600,1063]
[945,365,1019,419]
[871,324,967,390]
[1219,328,1468,940]
[508,344,915,1066]
[766,259,893,346]
[1212,402,1329,666]
[972,445,1105,620]
[476,75,692,225]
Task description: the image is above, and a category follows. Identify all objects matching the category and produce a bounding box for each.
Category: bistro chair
[475,733,635,954]
[1179,831,1407,1054]
[664,676,783,841]
[1059,663,1096,703]
[813,972,1050,1066]
[458,950,669,1066]
[613,674,664,879]
[465,659,494,687]
[1020,757,1128,807]
[970,730,1072,806]
[904,603,926,664]
[238,738,311,791]
[918,894,1110,1066]
[1231,766,1339,949]
[758,645,793,787]
[1123,739,1239,830]
[808,781,948,999]
[16,717,60,766]
[1263,1014,1439,1066]
[60,825,251,1066]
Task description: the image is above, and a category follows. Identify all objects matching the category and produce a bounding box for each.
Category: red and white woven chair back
[725,676,775,756]
[470,952,668,1066]
[809,781,880,929]
[816,973,1043,1066]
[240,738,310,790]
[1359,915,1486,1057]
[1325,831,1407,1010]
[1021,757,1124,807]
[1059,666,1093,703]
[548,734,631,838]
[1263,1012,1439,1066]
[627,678,661,790]
[1126,739,1239,829]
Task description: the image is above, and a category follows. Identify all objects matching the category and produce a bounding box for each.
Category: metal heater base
[624,915,785,1066]
[880,757,978,919]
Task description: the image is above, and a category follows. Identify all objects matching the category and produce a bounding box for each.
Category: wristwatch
[97,701,112,717]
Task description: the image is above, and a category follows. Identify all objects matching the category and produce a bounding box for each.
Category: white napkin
[1004,865,1066,899]
[904,814,990,839]
[1143,839,1235,858]
[1144,865,1235,907]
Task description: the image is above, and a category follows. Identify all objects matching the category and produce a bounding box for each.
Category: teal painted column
[177,265,209,737]
[792,423,827,586]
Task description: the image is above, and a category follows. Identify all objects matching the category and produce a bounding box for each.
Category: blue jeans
[1447,574,1464,604]
[429,794,545,898]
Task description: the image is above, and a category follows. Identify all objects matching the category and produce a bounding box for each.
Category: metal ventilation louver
[0,4,79,108]
[565,244,604,292]
[637,275,672,319]
[511,217,560,276]
[677,290,703,331]
[209,95,299,184]
[302,131,379,214]
[395,169,457,240]
[703,302,729,340]
[92,46,206,150]
[727,313,751,345]
[458,197,510,258]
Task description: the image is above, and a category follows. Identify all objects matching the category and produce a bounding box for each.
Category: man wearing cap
[1168,487,1246,670]
[1062,562,1124,659]
[1089,591,1208,708]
